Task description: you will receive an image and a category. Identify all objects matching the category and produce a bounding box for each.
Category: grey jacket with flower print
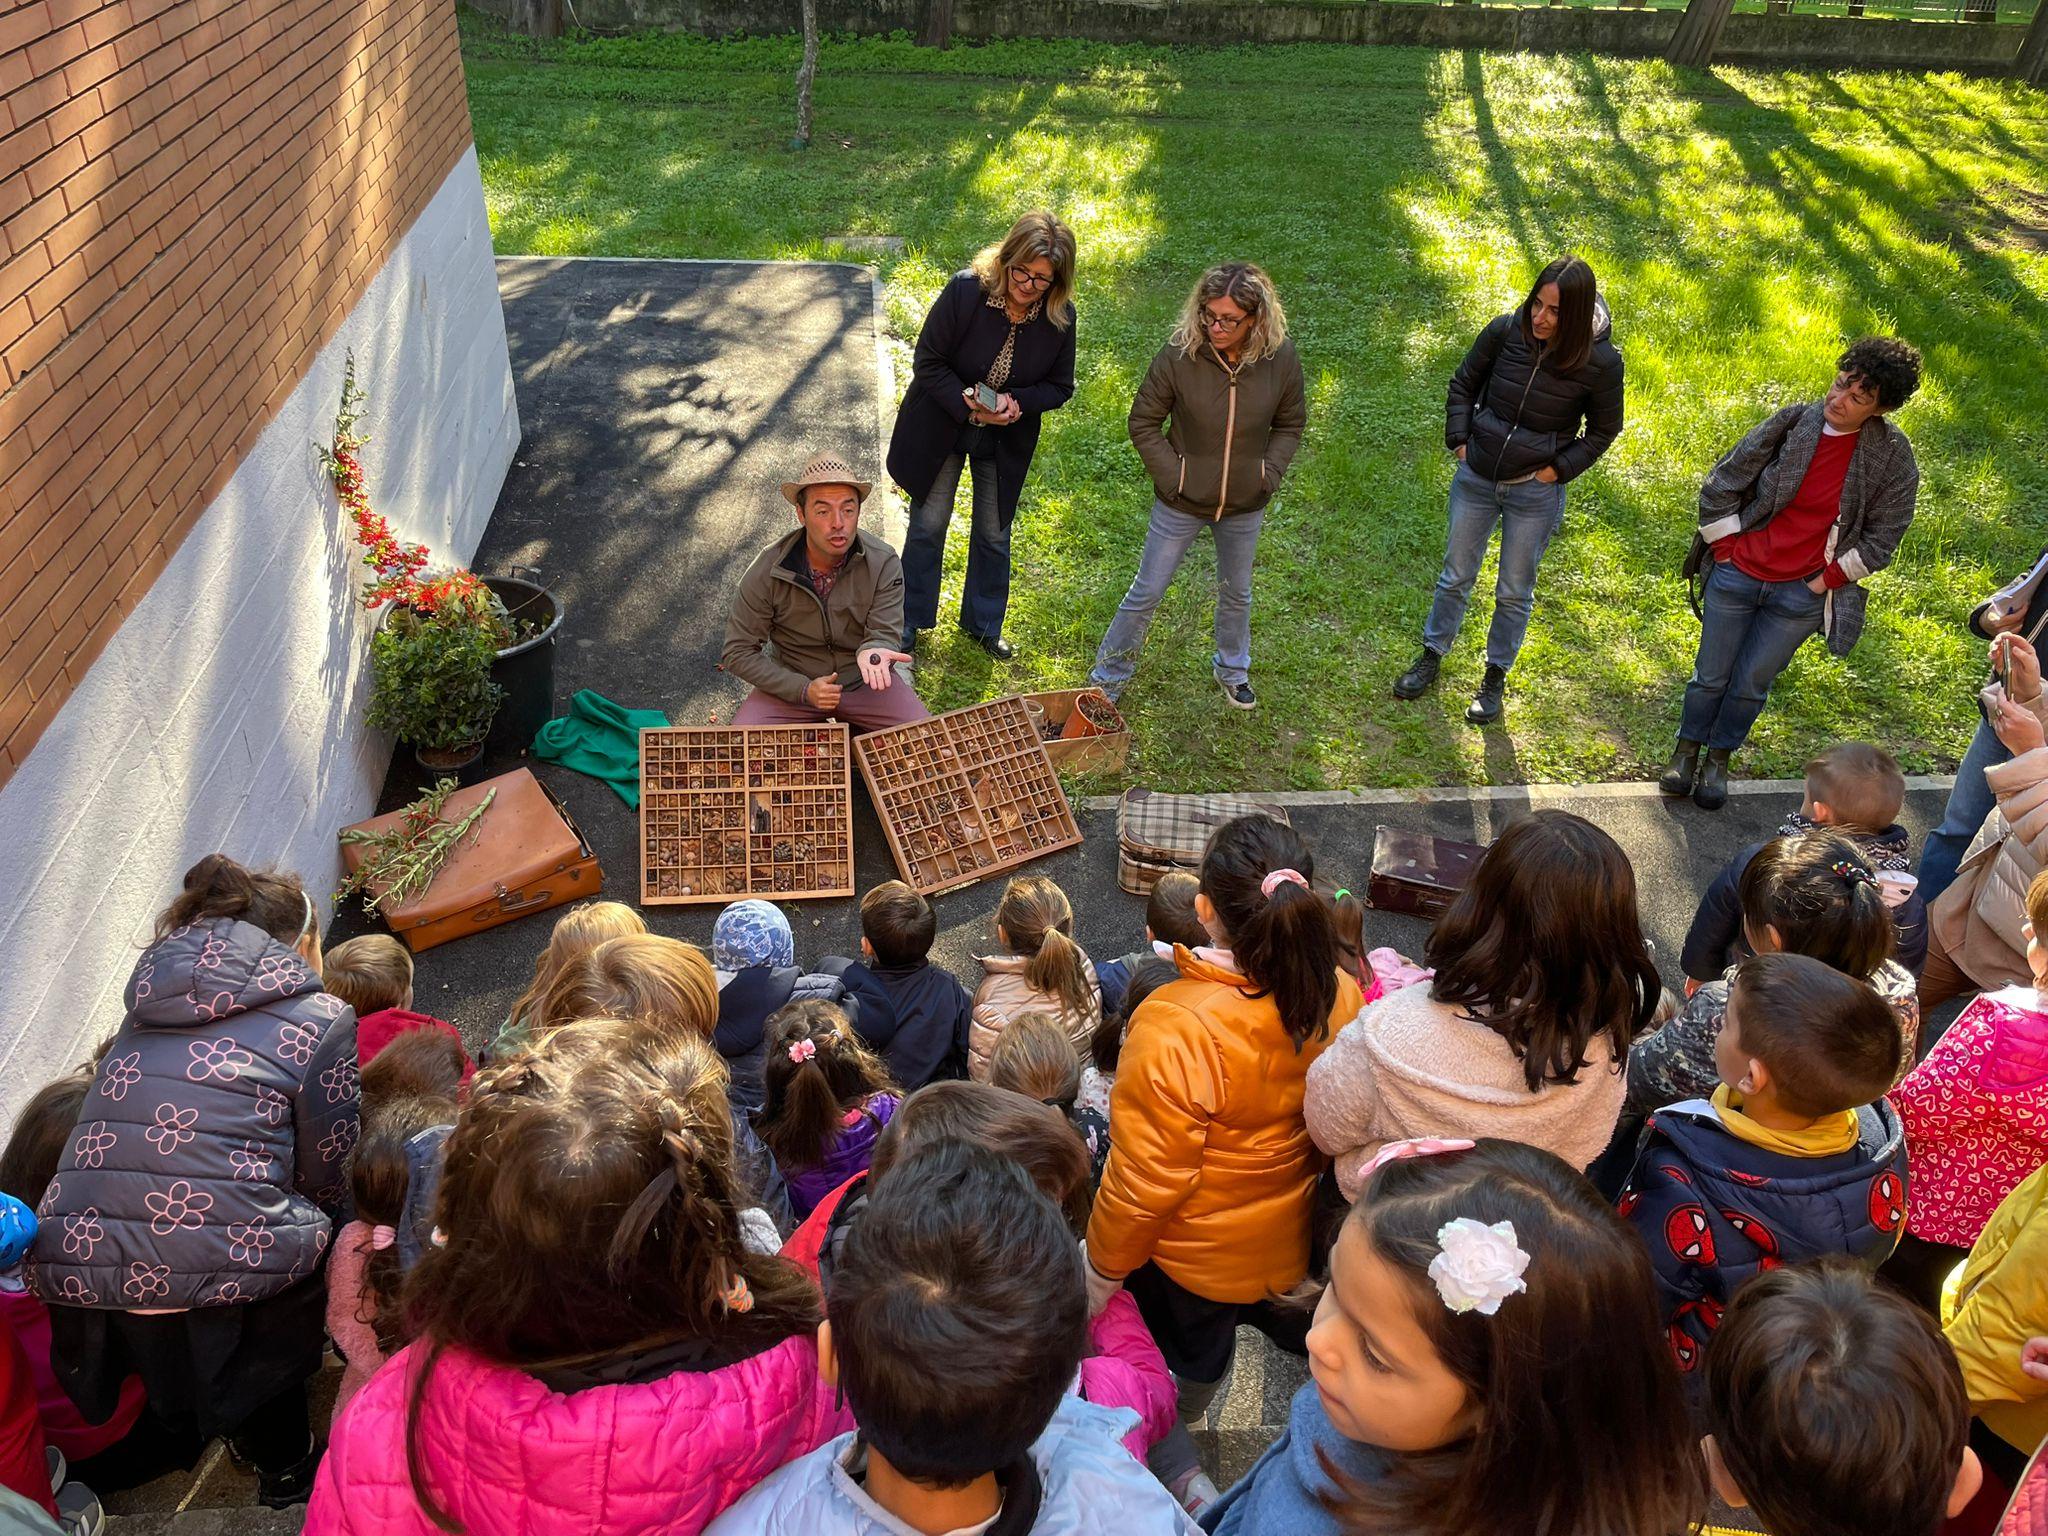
[29,917,360,1311]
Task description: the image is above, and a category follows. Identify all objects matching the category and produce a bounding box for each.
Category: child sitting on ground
[1620,953,1909,1390]
[1326,887,1389,1007]
[325,1029,469,1419]
[1,1194,104,1534]
[1683,742,1926,984]
[485,899,646,1063]
[1887,864,2048,1313]
[754,1001,901,1222]
[712,900,896,1116]
[322,934,473,1084]
[1704,1260,1982,1536]
[1095,872,1205,1023]
[1200,1138,1703,1536]
[821,882,973,1090]
[1629,831,1921,1120]
[988,1012,1083,1117]
[1074,958,1179,1186]
[1942,1159,2048,1493]
[972,877,1100,1080]
[30,854,357,1509]
[782,1081,1178,1466]
[710,1139,1194,1536]
[304,1019,849,1536]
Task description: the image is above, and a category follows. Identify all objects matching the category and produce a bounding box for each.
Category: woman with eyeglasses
[1089,262,1305,711]
[887,210,1078,662]
[1392,255,1625,726]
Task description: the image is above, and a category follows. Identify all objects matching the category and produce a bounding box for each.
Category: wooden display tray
[639,724,854,904]
[854,696,1083,897]
[1025,688,1130,776]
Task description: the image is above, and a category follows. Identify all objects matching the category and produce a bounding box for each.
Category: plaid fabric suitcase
[1115,789,1292,895]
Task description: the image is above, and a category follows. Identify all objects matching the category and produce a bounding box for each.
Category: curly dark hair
[1836,336,1921,410]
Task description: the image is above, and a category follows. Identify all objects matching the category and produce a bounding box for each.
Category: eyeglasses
[1201,307,1250,333]
[1009,266,1055,292]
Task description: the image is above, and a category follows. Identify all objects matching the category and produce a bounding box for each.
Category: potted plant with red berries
[323,356,515,773]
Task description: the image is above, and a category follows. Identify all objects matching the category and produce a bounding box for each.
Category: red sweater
[355,1009,476,1086]
[1723,427,1857,586]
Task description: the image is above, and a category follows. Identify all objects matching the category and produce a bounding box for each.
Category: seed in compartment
[773,840,794,863]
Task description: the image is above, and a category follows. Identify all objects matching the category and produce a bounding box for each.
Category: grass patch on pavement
[461,13,2048,790]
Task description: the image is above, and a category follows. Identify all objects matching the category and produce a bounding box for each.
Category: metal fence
[1385,0,2031,20]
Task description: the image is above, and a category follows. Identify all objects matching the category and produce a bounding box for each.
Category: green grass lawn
[461,14,2048,791]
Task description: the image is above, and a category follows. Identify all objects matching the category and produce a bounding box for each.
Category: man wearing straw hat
[723,453,929,730]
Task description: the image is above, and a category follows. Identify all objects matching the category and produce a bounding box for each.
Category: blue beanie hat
[712,900,795,972]
[0,1193,36,1269]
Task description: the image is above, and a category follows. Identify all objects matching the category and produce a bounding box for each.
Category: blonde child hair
[497,901,647,1052]
[987,1011,1082,1113]
[540,934,719,1046]
[322,934,415,1017]
[996,876,1093,1021]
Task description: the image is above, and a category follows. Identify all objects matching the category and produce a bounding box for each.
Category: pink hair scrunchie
[370,1224,398,1251]
[1356,1137,1477,1185]
[1260,867,1309,899]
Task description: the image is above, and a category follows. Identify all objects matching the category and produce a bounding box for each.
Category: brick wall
[0,0,475,784]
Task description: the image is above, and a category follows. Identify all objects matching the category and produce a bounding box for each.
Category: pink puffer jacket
[1076,1289,1177,1459]
[304,1334,850,1536]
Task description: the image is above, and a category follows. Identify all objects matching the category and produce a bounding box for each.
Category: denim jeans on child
[1677,558,1827,751]
[902,452,1008,642]
[1419,462,1568,671]
[1918,715,2013,906]
[1089,499,1267,696]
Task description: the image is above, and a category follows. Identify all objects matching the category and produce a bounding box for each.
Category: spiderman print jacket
[28,917,359,1311]
[1618,1095,1907,1395]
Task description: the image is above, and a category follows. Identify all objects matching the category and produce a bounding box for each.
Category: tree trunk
[516,0,563,38]
[1666,0,1737,69]
[2020,0,2048,82]
[919,0,955,48]
[794,0,819,148]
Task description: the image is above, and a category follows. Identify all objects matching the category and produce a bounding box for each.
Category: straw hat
[780,454,873,509]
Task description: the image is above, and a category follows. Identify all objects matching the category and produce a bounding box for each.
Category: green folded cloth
[532,689,670,807]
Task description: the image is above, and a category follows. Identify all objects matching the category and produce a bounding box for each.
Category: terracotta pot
[1060,690,1125,741]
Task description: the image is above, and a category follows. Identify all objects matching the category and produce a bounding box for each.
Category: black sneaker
[1392,649,1442,700]
[1465,664,1507,725]
[1215,672,1256,710]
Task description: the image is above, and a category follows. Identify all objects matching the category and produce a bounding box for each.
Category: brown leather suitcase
[338,768,603,951]
[1366,825,1487,919]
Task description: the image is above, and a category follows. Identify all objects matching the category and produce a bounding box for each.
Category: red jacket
[355,1009,475,1087]
[0,1315,56,1519]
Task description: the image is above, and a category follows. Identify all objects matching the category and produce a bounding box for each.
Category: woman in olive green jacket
[1089,263,1306,712]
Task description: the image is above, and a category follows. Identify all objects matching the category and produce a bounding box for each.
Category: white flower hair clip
[1427,1217,1530,1316]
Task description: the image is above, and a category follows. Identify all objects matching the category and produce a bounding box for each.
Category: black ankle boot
[1465,664,1507,725]
[1658,739,1703,797]
[1694,749,1733,811]
[1392,649,1442,700]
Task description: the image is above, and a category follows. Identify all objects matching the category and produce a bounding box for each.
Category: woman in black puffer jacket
[1393,256,1625,724]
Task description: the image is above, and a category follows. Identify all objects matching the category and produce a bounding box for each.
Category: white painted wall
[0,145,517,1123]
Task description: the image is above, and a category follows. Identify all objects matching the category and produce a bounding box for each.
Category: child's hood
[1648,1096,1906,1197]
[125,916,328,1029]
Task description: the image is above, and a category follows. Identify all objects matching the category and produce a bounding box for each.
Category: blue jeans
[1677,559,1826,751]
[1918,715,2011,905]
[1420,463,1568,671]
[1090,499,1267,696]
[902,452,1008,640]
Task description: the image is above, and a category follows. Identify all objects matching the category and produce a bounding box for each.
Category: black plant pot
[483,572,565,762]
[415,741,485,778]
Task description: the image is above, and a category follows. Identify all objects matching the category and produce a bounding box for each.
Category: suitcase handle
[483,884,554,919]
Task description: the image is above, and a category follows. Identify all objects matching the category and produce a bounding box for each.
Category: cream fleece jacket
[1304,983,1626,1199]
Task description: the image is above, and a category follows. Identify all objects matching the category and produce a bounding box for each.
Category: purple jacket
[28,917,359,1310]
[780,1095,899,1220]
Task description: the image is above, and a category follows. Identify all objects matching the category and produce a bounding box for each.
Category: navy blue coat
[1620,1096,1907,1395]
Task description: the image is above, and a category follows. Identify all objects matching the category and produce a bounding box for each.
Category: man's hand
[1992,692,2046,756]
[1534,465,1559,484]
[805,675,842,711]
[1806,575,1829,595]
[858,648,913,692]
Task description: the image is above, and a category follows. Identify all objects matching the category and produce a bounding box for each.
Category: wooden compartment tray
[639,724,854,904]
[854,696,1082,896]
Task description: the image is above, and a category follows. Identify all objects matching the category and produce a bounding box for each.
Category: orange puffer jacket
[1086,948,1362,1304]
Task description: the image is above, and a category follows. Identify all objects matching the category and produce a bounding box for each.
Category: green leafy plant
[368,608,506,753]
[338,778,499,914]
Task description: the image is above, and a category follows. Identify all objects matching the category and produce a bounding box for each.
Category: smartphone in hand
[972,382,1001,414]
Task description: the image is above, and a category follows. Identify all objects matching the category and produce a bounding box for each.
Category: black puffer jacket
[1444,298,1624,485]
[29,918,359,1310]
